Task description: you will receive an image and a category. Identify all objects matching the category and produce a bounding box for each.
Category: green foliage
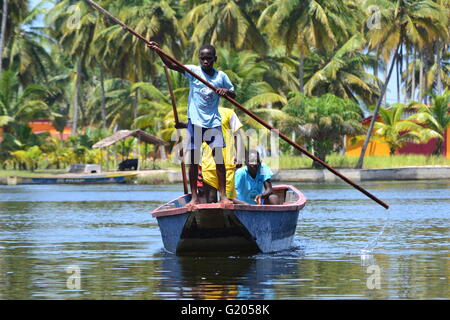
[0,0,449,170]
[373,103,442,155]
[412,89,450,154]
[269,154,450,169]
[9,145,42,171]
[284,93,365,165]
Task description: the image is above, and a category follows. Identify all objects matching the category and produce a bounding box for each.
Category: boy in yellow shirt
[201,107,246,202]
[176,107,245,202]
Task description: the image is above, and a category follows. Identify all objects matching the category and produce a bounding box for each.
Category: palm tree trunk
[419,50,424,102]
[404,44,409,104]
[133,88,138,121]
[424,49,429,104]
[100,65,107,129]
[434,139,443,156]
[411,48,416,101]
[383,62,388,106]
[436,42,443,95]
[356,44,400,169]
[299,52,304,93]
[0,0,8,72]
[374,47,383,96]
[71,59,82,136]
[396,49,400,103]
[132,70,139,122]
[374,54,378,80]
[390,147,396,156]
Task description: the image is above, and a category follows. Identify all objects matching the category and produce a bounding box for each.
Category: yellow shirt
[201,107,243,171]
[201,107,243,198]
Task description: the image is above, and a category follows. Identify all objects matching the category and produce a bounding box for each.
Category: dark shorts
[187,119,225,150]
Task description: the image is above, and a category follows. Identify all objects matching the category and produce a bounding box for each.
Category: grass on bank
[0,169,67,177]
[265,154,450,169]
[0,154,449,177]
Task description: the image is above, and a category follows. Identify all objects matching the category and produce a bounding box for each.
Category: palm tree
[258,0,361,92]
[260,46,301,95]
[413,89,450,155]
[94,0,186,83]
[40,136,72,169]
[7,4,55,86]
[132,81,177,140]
[84,77,137,130]
[9,145,42,171]
[0,70,53,128]
[284,93,365,166]
[91,0,187,129]
[215,48,287,110]
[0,0,29,71]
[373,103,442,155]
[46,0,98,135]
[304,33,379,106]
[426,43,450,95]
[0,0,8,72]
[182,0,267,55]
[0,69,52,166]
[356,0,448,168]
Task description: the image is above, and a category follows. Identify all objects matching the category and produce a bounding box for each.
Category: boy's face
[199,48,216,71]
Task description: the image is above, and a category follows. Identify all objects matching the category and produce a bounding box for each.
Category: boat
[7,172,138,185]
[151,184,307,255]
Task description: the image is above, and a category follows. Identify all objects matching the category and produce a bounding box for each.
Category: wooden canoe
[8,172,138,185]
[151,185,307,255]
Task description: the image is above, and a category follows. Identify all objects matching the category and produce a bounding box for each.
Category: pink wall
[397,138,441,155]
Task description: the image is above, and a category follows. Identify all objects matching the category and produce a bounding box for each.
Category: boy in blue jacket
[148,41,235,208]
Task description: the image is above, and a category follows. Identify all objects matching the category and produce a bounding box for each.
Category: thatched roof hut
[93,130,169,171]
[92,130,168,149]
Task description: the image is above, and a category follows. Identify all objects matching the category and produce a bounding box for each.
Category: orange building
[28,120,72,140]
[0,120,72,143]
[345,116,450,159]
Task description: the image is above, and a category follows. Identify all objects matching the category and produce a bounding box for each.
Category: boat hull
[9,172,138,185]
[152,185,307,255]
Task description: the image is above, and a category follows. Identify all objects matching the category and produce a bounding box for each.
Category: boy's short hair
[199,44,216,56]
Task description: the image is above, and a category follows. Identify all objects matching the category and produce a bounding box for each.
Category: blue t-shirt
[234,163,273,204]
[184,65,235,128]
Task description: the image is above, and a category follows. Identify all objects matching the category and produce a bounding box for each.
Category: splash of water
[360,217,390,256]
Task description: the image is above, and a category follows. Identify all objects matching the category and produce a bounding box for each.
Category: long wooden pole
[84,0,389,210]
[163,66,189,195]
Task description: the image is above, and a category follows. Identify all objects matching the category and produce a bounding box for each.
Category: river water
[0,180,448,300]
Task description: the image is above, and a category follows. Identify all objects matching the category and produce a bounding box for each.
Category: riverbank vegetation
[0,0,449,172]
[1,154,449,176]
[269,154,450,170]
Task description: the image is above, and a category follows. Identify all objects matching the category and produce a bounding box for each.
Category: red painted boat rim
[151,184,307,218]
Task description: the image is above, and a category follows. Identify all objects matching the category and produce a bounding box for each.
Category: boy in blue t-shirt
[234,150,280,205]
[148,41,235,208]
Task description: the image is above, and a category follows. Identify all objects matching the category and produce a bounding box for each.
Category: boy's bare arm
[147,41,185,74]
[255,180,274,204]
[175,121,188,129]
[216,88,236,99]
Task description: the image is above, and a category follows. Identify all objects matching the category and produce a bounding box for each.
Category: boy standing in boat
[173,108,246,203]
[234,150,280,205]
[148,41,235,208]
[200,107,246,202]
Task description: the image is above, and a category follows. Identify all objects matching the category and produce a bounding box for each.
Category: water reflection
[0,181,449,299]
[156,251,301,300]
